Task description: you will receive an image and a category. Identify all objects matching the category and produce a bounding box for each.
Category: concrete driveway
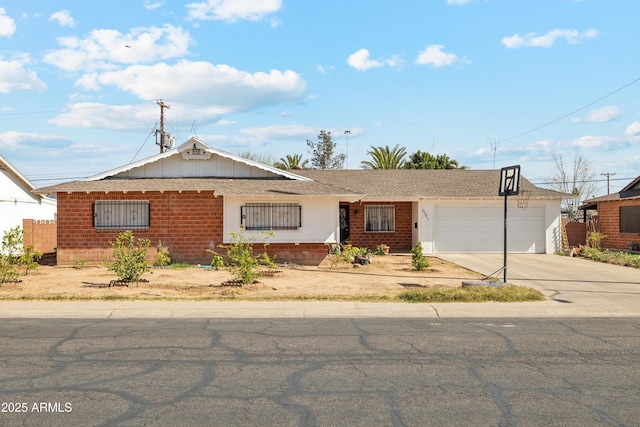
[438,253,640,316]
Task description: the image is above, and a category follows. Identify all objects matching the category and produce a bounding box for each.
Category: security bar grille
[241,203,301,230]
[93,200,150,229]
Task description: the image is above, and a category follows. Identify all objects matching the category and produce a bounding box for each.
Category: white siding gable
[87,137,308,181]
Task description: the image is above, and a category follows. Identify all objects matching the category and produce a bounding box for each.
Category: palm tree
[275,153,309,170]
[360,144,407,169]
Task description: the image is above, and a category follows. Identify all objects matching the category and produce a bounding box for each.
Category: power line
[498,75,640,144]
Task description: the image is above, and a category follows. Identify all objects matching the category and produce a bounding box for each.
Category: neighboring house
[35,138,568,266]
[580,176,640,251]
[0,153,57,238]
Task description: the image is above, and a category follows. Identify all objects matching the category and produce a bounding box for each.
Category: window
[93,200,150,229]
[365,205,395,232]
[620,206,640,233]
[241,203,301,230]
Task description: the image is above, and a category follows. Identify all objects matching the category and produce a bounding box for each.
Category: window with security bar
[241,203,302,230]
[93,200,150,229]
[365,205,395,232]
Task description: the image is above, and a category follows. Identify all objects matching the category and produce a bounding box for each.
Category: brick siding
[56,191,224,265]
[598,200,640,250]
[343,201,413,252]
[56,191,329,266]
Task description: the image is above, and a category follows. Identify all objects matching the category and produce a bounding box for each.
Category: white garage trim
[434,205,545,253]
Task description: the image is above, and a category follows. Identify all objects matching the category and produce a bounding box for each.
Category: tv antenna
[155,100,174,153]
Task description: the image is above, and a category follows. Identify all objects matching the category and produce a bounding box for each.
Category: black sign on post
[498,165,521,283]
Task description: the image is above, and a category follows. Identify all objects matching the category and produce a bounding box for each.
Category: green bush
[219,227,275,284]
[581,247,640,268]
[154,241,171,267]
[109,230,151,283]
[0,226,40,283]
[411,242,429,271]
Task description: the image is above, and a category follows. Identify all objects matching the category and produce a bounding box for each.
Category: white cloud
[186,0,282,23]
[571,106,621,123]
[0,131,68,149]
[0,8,16,37]
[0,57,47,93]
[415,44,463,67]
[88,60,306,109]
[447,0,472,4]
[347,49,383,71]
[501,28,597,48]
[49,10,75,28]
[569,135,624,149]
[43,24,192,72]
[144,1,163,10]
[625,121,640,136]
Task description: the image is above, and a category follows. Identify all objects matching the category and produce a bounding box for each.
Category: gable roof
[581,175,640,206]
[1,153,55,204]
[294,169,568,199]
[86,137,312,182]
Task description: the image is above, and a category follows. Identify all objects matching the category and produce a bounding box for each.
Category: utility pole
[344,130,351,169]
[601,172,616,194]
[156,100,171,153]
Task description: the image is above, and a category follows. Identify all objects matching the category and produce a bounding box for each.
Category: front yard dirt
[0,255,484,300]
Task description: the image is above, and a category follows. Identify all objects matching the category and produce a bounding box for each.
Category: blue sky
[1,0,639,195]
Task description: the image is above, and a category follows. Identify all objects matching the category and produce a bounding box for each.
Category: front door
[339,205,350,244]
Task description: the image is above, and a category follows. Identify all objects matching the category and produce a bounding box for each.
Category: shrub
[205,249,225,270]
[0,226,40,283]
[411,242,429,271]
[154,241,171,267]
[219,227,275,284]
[581,247,640,268]
[587,231,606,248]
[109,230,151,283]
[20,244,42,275]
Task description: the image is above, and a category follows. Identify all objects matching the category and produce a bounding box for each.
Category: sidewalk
[0,298,635,318]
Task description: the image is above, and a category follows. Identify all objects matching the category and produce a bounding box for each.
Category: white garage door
[434,205,545,253]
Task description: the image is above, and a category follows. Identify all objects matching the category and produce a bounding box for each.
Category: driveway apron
[437,253,640,316]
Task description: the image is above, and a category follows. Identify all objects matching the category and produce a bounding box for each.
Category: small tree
[220,227,275,284]
[0,226,40,283]
[411,241,429,271]
[109,231,151,283]
[306,130,346,169]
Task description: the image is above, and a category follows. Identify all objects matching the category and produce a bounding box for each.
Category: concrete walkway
[0,254,638,318]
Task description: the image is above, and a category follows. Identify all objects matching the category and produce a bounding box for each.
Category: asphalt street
[0,317,639,427]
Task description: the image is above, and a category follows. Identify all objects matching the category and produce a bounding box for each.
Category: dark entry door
[339,205,350,244]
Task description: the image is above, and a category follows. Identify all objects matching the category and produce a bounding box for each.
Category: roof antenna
[155,100,173,153]
[190,120,198,138]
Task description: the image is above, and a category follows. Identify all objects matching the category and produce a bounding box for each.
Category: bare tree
[548,153,598,220]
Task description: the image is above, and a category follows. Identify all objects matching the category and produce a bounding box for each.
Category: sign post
[498,165,520,283]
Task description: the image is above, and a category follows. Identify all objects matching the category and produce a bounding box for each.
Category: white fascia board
[84,150,176,181]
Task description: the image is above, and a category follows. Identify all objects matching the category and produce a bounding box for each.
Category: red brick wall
[598,200,640,250]
[22,219,57,253]
[56,191,224,265]
[56,191,330,265]
[344,201,413,252]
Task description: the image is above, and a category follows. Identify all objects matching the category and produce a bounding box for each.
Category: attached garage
[434,205,545,253]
